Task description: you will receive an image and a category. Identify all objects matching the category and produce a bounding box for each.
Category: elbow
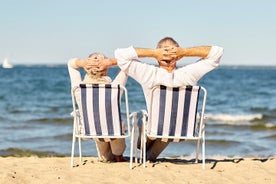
[68,58,78,68]
[216,46,224,57]
[217,47,224,64]
[211,46,224,65]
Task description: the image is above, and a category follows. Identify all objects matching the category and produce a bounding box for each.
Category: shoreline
[1,156,275,184]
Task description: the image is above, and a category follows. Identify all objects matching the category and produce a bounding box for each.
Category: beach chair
[70,84,130,168]
[130,85,207,169]
[129,110,147,169]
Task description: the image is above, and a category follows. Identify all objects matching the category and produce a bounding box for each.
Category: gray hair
[156,37,179,48]
[88,52,108,59]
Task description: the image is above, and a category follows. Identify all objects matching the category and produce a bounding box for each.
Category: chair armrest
[130,110,148,127]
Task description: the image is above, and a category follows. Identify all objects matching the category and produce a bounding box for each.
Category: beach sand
[1,156,275,184]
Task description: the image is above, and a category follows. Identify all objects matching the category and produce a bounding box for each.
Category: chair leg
[202,133,206,169]
[134,127,138,163]
[195,139,200,164]
[142,126,146,168]
[78,138,82,162]
[130,127,135,169]
[71,136,76,168]
[140,133,144,164]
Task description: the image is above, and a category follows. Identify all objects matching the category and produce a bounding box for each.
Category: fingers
[83,59,100,71]
[163,46,177,53]
[162,53,177,61]
[160,46,181,61]
[87,58,109,72]
[94,64,105,72]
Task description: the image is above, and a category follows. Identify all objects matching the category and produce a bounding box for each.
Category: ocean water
[0,65,275,158]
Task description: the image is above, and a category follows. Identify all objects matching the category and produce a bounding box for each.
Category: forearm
[135,47,176,61]
[135,48,156,58]
[75,58,86,68]
[179,46,212,58]
[106,58,117,67]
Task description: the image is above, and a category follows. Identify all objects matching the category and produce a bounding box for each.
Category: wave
[20,133,72,142]
[250,123,276,130]
[206,139,241,146]
[206,113,276,130]
[0,147,66,157]
[206,113,263,123]
[29,117,72,124]
[263,134,276,139]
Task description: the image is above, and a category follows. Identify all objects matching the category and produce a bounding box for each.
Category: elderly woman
[67,52,128,162]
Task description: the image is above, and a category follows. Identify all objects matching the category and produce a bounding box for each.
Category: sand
[0,156,275,184]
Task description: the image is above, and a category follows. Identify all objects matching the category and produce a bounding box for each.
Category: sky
[0,0,275,66]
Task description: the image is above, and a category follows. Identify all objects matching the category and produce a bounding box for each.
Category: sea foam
[206,113,263,122]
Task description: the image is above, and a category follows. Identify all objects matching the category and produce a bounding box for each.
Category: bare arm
[74,58,85,67]
[74,57,113,72]
[175,46,212,60]
[72,58,93,72]
[135,47,177,61]
[135,48,156,58]
[95,58,117,71]
[132,46,211,61]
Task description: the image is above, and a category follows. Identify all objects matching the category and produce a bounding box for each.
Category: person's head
[86,52,108,78]
[156,37,179,72]
[156,37,179,49]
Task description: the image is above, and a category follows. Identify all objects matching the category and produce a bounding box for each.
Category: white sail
[2,58,13,68]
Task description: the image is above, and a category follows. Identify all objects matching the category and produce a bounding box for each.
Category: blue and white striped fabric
[79,84,123,141]
[147,85,201,142]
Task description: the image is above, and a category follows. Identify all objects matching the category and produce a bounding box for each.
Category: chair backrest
[73,84,130,139]
[147,85,206,142]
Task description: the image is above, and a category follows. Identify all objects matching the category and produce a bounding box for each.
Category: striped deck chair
[133,85,207,169]
[70,84,130,168]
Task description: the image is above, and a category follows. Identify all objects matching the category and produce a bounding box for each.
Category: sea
[0,65,275,159]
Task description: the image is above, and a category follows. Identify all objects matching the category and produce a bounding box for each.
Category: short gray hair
[88,52,108,59]
[156,37,179,48]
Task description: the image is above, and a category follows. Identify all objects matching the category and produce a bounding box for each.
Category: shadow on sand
[148,157,274,169]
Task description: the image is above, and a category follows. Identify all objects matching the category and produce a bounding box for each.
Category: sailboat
[2,58,13,68]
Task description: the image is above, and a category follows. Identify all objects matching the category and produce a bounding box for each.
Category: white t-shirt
[115,46,223,109]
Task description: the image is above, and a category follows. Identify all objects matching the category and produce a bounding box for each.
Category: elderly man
[97,37,223,161]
